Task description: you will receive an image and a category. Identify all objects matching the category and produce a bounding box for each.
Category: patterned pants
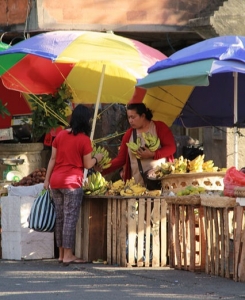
[50,188,83,249]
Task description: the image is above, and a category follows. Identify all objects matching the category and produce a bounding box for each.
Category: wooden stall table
[165,194,205,272]
[75,195,168,267]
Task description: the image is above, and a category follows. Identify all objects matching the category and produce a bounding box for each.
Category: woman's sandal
[63,259,88,267]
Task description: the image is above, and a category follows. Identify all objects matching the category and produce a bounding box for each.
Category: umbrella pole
[234,72,238,169]
[83,64,106,181]
[90,64,106,141]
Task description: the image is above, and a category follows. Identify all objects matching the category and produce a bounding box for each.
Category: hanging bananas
[142,132,160,152]
[92,145,112,169]
[83,171,109,195]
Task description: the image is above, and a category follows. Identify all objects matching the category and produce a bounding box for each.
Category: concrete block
[1,195,54,260]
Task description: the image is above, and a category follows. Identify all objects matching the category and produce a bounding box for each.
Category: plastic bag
[28,190,56,232]
[223,166,245,197]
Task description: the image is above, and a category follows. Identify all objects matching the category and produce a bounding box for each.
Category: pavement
[0,259,245,300]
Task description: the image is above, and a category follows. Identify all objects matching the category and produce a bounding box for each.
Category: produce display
[175,186,206,196]
[92,145,112,169]
[11,168,47,186]
[151,155,227,179]
[83,174,161,197]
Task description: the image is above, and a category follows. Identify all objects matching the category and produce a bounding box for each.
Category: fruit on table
[11,168,47,186]
[83,171,109,195]
[175,186,206,196]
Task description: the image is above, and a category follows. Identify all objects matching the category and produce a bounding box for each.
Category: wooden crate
[201,195,245,282]
[165,195,206,272]
[106,196,168,267]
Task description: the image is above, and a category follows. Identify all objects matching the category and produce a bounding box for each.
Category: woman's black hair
[69,104,91,136]
[126,103,153,121]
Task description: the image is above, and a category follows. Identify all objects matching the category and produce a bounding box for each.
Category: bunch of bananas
[150,162,173,179]
[107,179,125,195]
[126,137,141,158]
[188,154,205,173]
[142,132,160,152]
[92,145,112,169]
[120,178,147,197]
[83,171,108,195]
[172,156,188,174]
[202,160,219,172]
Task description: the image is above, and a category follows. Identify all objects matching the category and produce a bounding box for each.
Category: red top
[50,130,92,189]
[103,120,176,181]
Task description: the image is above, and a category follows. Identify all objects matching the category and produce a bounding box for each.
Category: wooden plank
[160,198,167,267]
[175,204,181,269]
[144,198,151,267]
[199,207,206,271]
[204,207,209,274]
[137,198,145,267]
[120,198,127,267]
[75,204,82,258]
[214,208,220,276]
[168,204,175,268]
[210,208,214,275]
[88,198,107,262]
[219,208,225,277]
[152,198,160,267]
[107,198,112,265]
[188,205,195,272]
[233,206,243,281]
[82,198,90,261]
[127,198,137,266]
[116,199,121,265]
[238,210,245,282]
[112,199,117,265]
[186,206,190,268]
[224,208,230,279]
[181,205,187,270]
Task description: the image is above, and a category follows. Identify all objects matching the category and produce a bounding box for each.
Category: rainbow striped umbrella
[0,30,165,106]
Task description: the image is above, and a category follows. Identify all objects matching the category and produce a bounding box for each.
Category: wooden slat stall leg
[219,208,225,277]
[81,198,90,261]
[210,208,215,275]
[127,198,137,267]
[107,198,112,265]
[168,204,175,268]
[181,205,187,270]
[144,198,152,267]
[112,198,117,265]
[238,209,245,282]
[160,198,167,267]
[224,208,230,279]
[199,207,206,271]
[175,204,181,269]
[204,206,210,274]
[214,208,220,276]
[188,205,195,272]
[234,206,243,281]
[75,204,82,258]
[186,206,191,268]
[137,198,145,267]
[116,198,121,266]
[152,198,160,267]
[120,198,127,267]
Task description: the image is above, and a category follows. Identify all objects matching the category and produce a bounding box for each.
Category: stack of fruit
[92,145,112,169]
[175,185,206,196]
[83,171,109,195]
[126,132,160,158]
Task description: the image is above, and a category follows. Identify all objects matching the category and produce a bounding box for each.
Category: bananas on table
[83,171,108,195]
[92,145,112,169]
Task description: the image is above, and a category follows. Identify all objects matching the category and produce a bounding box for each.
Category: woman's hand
[136,147,155,159]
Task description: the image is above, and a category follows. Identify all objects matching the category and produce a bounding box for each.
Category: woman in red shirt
[44,104,103,266]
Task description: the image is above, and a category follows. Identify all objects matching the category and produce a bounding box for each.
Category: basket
[200,194,237,208]
[165,194,201,205]
[233,186,245,198]
[161,172,225,191]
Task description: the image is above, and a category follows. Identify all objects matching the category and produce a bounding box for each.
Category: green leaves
[0,100,10,118]
[28,84,73,142]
